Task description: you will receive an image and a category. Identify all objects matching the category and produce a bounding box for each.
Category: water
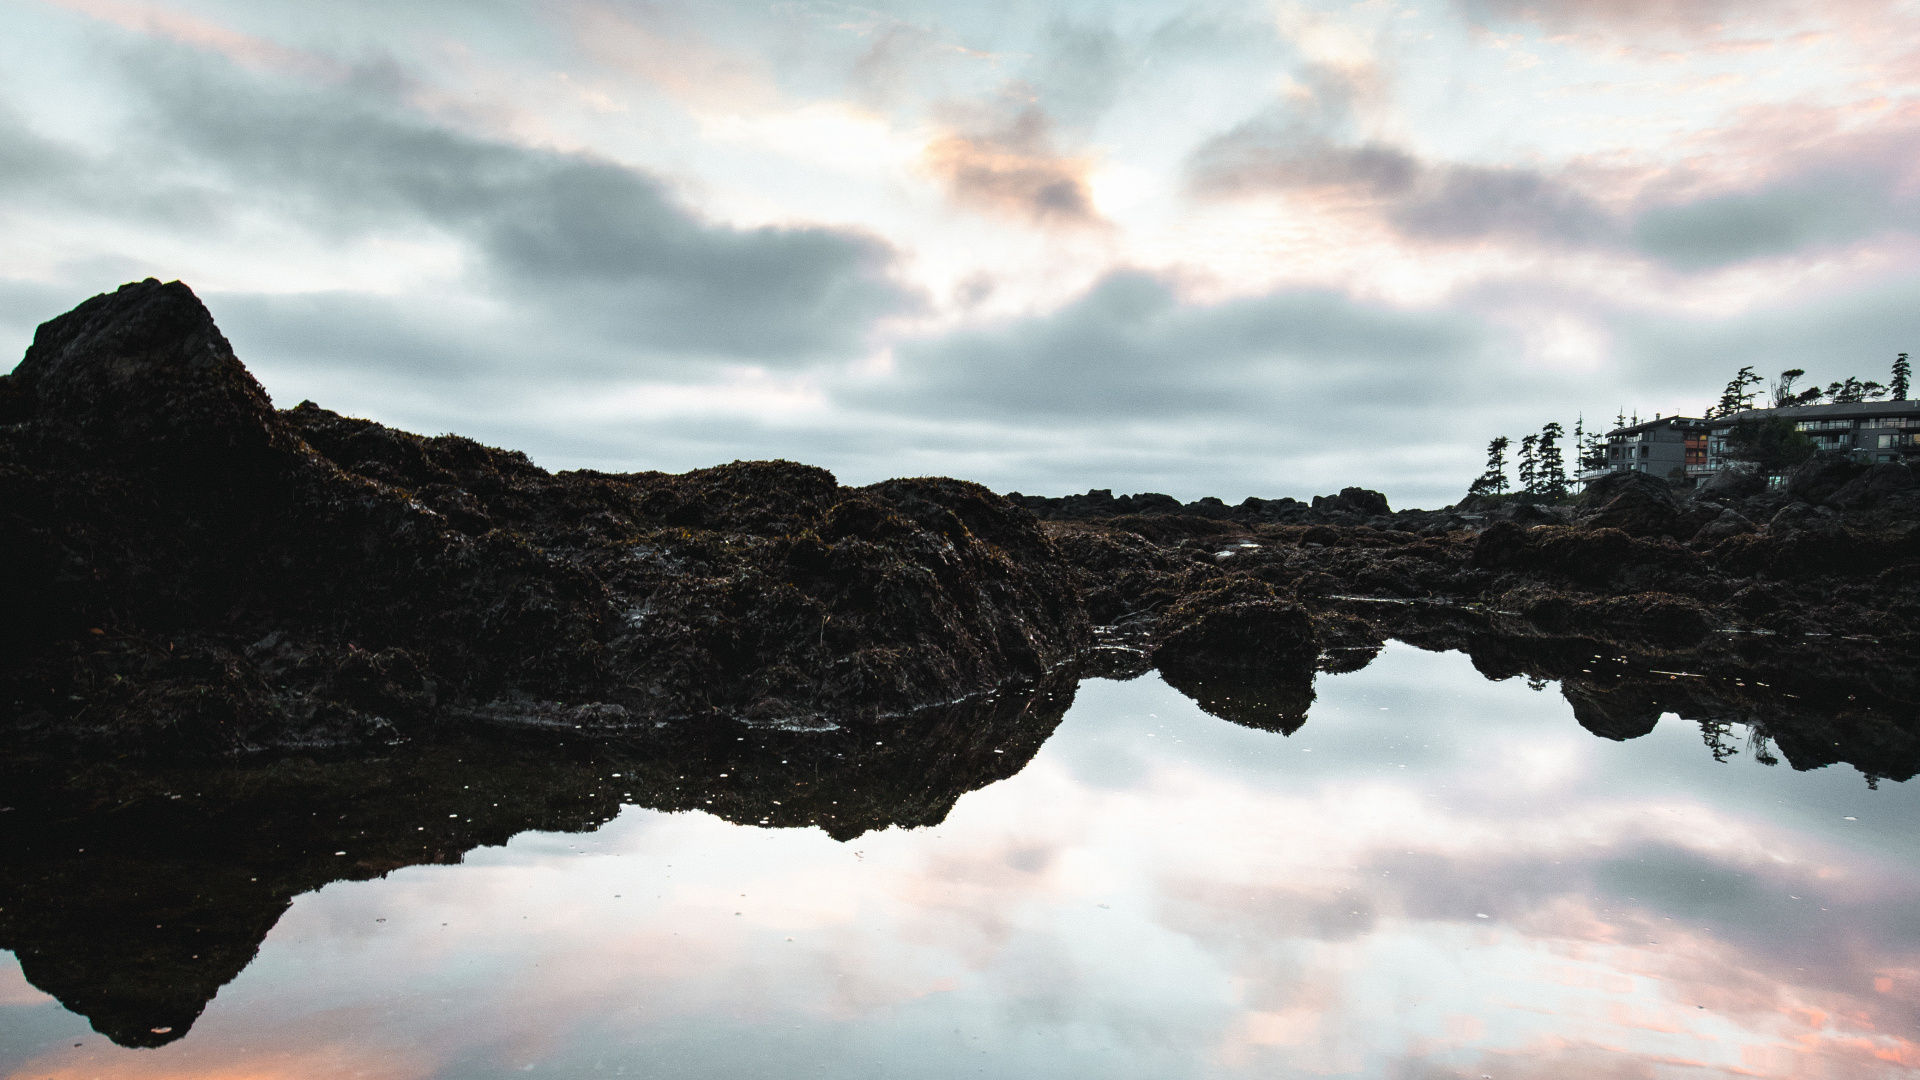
[3,642,1916,1078]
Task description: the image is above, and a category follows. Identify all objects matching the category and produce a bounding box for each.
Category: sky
[4,0,1920,507]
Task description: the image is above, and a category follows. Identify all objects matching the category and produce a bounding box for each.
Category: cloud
[107,47,923,367]
[1451,0,1786,35]
[865,270,1490,423]
[922,94,1106,229]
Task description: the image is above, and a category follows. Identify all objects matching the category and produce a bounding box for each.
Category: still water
[3,642,1916,1079]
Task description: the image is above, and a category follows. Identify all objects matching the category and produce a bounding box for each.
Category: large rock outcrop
[0,281,1088,756]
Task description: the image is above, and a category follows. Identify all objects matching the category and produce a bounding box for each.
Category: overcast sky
[5,0,1920,507]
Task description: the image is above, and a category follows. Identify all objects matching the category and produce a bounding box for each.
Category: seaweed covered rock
[1149,579,1320,732]
[1577,469,1680,537]
[0,281,1087,756]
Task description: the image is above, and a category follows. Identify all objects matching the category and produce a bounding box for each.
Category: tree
[1537,422,1568,499]
[1517,433,1539,496]
[1580,414,1609,473]
[1721,416,1815,472]
[1468,436,1510,497]
[1826,377,1887,403]
[1614,409,1627,431]
[1771,368,1823,408]
[1893,353,1911,401]
[1711,366,1765,419]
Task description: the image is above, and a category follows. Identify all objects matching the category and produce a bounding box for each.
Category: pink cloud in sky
[42,0,344,81]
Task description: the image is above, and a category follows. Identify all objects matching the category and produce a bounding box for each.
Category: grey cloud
[1631,178,1890,270]
[1451,0,1757,34]
[1189,105,1621,249]
[102,45,920,367]
[865,270,1490,421]
[1391,165,1619,245]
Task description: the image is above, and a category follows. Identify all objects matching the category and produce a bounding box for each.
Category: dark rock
[1563,684,1661,741]
[1,281,1088,757]
[1313,486,1391,516]
[1577,470,1679,537]
[1698,465,1766,500]
[1786,451,1868,505]
[1826,462,1916,511]
[1691,508,1757,546]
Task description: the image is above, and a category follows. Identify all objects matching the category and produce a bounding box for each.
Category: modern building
[1705,399,1920,471]
[1584,415,1708,484]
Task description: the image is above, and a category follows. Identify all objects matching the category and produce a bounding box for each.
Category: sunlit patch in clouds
[921,95,1108,230]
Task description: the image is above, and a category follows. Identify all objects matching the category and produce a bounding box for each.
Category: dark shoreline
[5,279,1920,1049]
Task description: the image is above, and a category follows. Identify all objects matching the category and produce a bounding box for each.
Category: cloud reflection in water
[3,642,1917,1079]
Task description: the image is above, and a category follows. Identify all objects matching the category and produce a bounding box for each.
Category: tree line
[1469,352,1911,498]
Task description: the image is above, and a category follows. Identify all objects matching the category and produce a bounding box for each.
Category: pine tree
[1467,436,1510,497]
[1712,366,1764,418]
[1517,433,1539,496]
[1893,353,1911,401]
[1537,422,1568,499]
[1827,377,1887,403]
[1614,409,1627,431]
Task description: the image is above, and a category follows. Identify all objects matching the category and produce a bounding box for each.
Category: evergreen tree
[1711,366,1764,418]
[1467,436,1511,497]
[1517,433,1539,496]
[1827,377,1887,403]
[1579,415,1609,473]
[1771,368,1823,407]
[1614,409,1627,431]
[1893,353,1911,401]
[1537,422,1568,499]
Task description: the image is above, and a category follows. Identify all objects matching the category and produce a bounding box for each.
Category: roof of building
[1604,415,1707,437]
[1714,399,1920,426]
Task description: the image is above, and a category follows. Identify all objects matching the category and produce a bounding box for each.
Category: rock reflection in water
[0,673,1077,1048]
[2,626,1916,1071]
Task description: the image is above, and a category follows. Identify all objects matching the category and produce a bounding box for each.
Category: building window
[1796,419,1854,432]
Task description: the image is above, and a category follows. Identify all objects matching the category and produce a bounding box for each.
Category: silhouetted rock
[0,281,1087,756]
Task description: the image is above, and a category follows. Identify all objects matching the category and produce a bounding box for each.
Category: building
[1585,415,1709,485]
[1704,399,1920,473]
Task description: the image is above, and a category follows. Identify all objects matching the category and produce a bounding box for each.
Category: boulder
[1825,462,1916,511]
[1786,451,1867,506]
[1312,487,1390,516]
[1698,464,1766,500]
[1577,469,1679,537]
[1691,508,1757,546]
[1,279,291,472]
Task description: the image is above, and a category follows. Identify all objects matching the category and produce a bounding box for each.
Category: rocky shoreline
[5,280,1920,762]
[6,280,1920,1050]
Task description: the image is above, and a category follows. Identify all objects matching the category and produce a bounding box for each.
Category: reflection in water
[2,632,1917,1078]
